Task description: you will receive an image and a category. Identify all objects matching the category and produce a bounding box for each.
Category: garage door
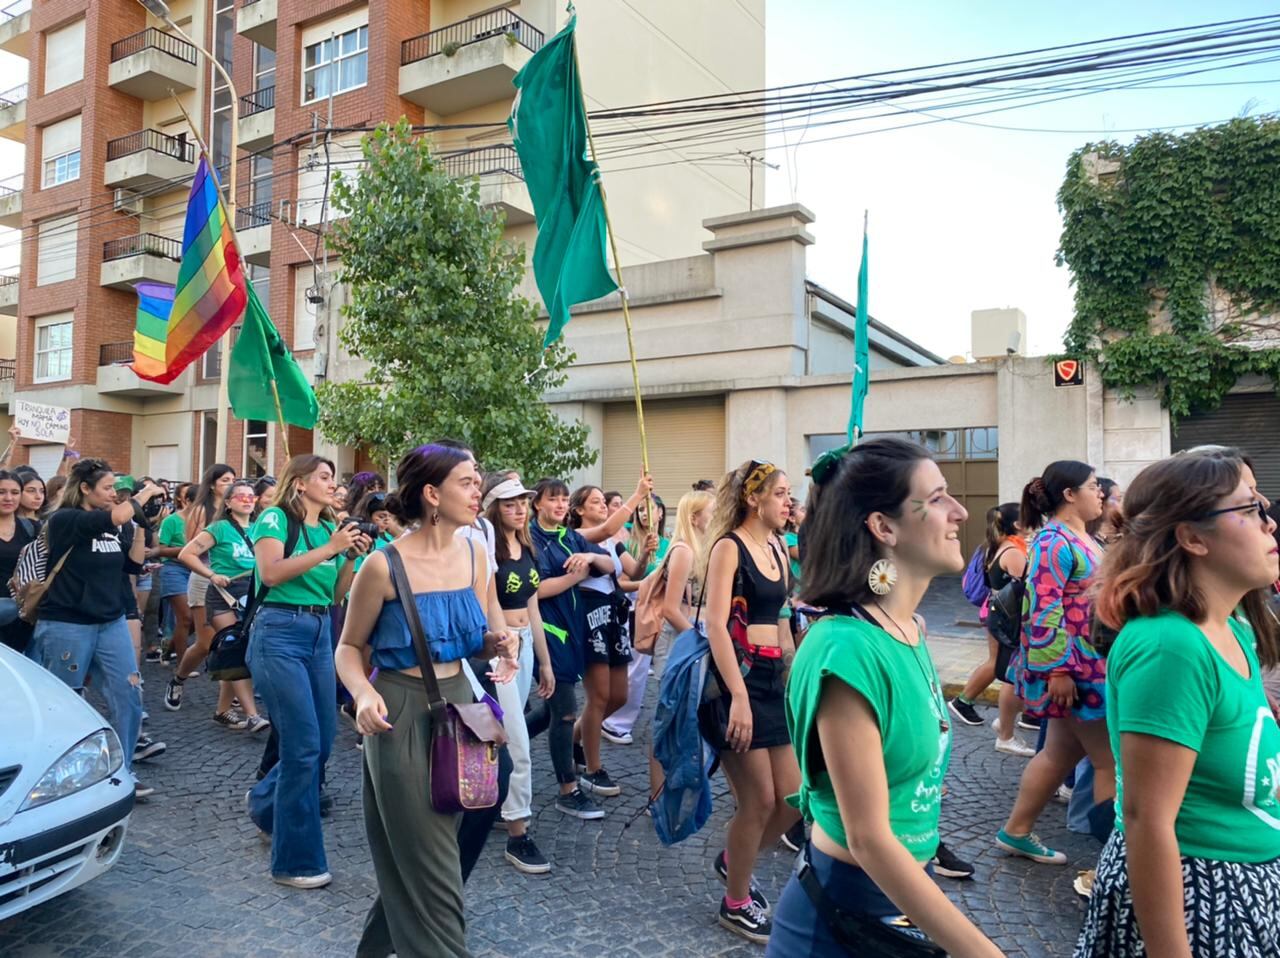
[1172,392,1280,502]
[603,397,725,508]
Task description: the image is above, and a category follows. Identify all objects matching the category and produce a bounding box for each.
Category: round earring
[430,510,440,526]
[868,556,898,596]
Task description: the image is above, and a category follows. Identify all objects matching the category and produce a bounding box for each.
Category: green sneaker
[996,828,1067,864]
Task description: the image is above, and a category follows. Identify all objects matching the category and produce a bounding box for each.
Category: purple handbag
[384,545,507,814]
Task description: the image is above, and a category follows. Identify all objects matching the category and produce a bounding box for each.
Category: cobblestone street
[2,646,1094,958]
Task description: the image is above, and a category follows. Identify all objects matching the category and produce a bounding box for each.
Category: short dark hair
[385,444,473,523]
[799,437,931,609]
[533,478,570,509]
[1020,460,1094,530]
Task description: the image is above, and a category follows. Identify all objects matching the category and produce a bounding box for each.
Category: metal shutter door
[603,397,726,508]
[1172,393,1280,501]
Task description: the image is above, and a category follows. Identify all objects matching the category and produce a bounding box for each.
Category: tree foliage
[1056,117,1280,417]
[316,120,596,478]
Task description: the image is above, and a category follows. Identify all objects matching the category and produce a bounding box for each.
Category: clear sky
[762,0,1280,358]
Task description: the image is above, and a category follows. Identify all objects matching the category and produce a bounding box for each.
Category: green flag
[228,280,318,428]
[509,12,618,347]
[848,217,869,442]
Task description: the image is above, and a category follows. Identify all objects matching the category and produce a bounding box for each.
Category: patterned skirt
[1075,830,1280,958]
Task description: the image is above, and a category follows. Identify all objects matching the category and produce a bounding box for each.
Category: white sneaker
[994,736,1036,758]
[273,872,332,889]
[600,725,633,746]
[1054,784,1073,804]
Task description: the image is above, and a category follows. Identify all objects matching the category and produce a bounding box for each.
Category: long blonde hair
[275,454,338,524]
[667,490,713,563]
[700,460,785,579]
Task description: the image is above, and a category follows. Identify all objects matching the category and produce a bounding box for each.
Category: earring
[868,556,898,596]
[430,510,440,526]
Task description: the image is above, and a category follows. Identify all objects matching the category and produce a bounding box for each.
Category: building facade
[0,0,765,479]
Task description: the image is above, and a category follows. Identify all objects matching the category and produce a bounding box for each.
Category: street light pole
[137,0,240,467]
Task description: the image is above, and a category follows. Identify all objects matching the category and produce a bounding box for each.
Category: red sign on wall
[1054,359,1084,388]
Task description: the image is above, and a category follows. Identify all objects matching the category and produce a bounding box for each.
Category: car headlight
[20,729,124,811]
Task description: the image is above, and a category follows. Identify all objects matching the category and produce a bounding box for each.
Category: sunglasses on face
[1197,500,1269,525]
[230,494,256,502]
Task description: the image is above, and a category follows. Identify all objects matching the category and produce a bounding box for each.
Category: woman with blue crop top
[336,444,518,958]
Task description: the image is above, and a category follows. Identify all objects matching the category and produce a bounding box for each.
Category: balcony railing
[110,27,198,66]
[236,201,272,231]
[402,11,544,66]
[0,83,25,106]
[240,84,275,117]
[0,358,14,381]
[106,128,195,163]
[0,174,21,195]
[102,233,182,263]
[99,342,134,366]
[0,0,30,21]
[439,144,524,180]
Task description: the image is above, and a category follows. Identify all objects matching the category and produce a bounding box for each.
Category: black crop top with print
[729,532,788,625]
[497,548,540,611]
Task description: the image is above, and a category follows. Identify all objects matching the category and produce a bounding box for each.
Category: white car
[0,644,134,920]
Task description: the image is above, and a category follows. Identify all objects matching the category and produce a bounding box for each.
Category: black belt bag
[796,844,945,957]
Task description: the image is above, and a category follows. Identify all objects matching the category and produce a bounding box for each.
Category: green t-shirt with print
[1108,610,1280,862]
[786,614,952,863]
[248,506,344,607]
[206,518,256,577]
[158,513,186,552]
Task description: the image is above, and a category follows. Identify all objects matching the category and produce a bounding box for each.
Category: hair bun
[1028,476,1052,511]
[383,492,409,522]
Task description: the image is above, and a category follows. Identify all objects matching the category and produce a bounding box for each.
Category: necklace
[873,600,949,734]
[742,528,778,572]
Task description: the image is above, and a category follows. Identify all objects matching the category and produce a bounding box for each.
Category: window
[44,19,85,94]
[295,134,364,226]
[245,420,268,478]
[34,314,72,383]
[41,115,81,188]
[303,25,368,103]
[293,264,317,350]
[210,0,235,190]
[36,214,76,286]
[200,411,219,474]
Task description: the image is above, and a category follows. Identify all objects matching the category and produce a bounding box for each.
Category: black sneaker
[573,741,586,773]
[947,697,983,727]
[505,835,551,874]
[144,649,162,663]
[713,850,771,913]
[718,897,771,943]
[163,650,177,664]
[780,819,805,853]
[133,736,167,763]
[555,787,604,820]
[578,768,621,797]
[163,677,184,711]
[930,841,975,879]
[1017,714,1042,732]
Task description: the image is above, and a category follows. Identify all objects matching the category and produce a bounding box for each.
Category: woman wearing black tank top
[700,459,802,945]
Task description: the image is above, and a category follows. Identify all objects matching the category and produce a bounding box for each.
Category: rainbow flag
[131,155,246,383]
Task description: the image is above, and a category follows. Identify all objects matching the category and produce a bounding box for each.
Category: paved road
[1,652,1094,958]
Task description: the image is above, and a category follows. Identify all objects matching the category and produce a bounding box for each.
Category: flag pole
[570,34,652,497]
[269,379,292,460]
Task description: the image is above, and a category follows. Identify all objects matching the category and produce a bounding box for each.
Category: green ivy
[1057,117,1280,418]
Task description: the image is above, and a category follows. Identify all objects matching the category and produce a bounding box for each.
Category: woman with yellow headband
[698,458,801,945]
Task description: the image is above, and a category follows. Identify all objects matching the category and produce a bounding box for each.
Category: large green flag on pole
[228,280,318,428]
[848,214,870,442]
[509,11,618,347]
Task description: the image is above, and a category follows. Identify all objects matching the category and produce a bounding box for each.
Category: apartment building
[0,0,765,479]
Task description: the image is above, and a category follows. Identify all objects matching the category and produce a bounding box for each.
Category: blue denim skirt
[158,562,191,599]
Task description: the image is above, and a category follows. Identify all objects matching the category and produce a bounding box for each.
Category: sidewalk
[919,576,1000,704]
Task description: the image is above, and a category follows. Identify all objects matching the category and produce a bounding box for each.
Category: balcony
[237,86,275,153]
[105,129,194,191]
[0,273,16,316]
[400,11,543,114]
[0,174,21,228]
[97,340,188,397]
[0,83,24,142]
[236,0,276,50]
[0,1,31,58]
[440,145,533,225]
[235,201,271,266]
[0,357,13,408]
[100,233,181,291]
[108,28,198,101]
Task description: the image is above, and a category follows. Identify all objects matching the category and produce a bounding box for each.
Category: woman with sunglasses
[173,479,269,733]
[1076,453,1280,957]
[996,460,1111,866]
[699,458,800,944]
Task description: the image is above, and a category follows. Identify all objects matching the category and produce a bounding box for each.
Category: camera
[142,497,166,519]
[340,518,380,539]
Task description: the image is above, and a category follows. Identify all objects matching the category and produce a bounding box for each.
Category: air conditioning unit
[113,188,143,216]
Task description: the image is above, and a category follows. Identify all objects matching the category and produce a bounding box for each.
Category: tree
[316,120,597,478]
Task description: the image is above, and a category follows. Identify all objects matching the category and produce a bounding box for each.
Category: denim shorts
[158,562,191,599]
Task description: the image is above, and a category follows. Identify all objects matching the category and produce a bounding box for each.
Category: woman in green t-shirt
[243,454,371,890]
[769,437,1001,958]
[173,479,267,733]
[1076,452,1280,958]
[155,485,194,664]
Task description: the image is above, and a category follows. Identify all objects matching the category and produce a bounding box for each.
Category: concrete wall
[1101,386,1171,488]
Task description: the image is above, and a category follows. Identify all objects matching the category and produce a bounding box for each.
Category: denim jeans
[246,606,335,879]
[34,616,141,774]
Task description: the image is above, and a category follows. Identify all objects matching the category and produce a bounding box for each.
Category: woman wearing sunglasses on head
[1076,452,1280,957]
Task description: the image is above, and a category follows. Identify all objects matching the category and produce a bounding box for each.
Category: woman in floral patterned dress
[995,460,1109,866]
